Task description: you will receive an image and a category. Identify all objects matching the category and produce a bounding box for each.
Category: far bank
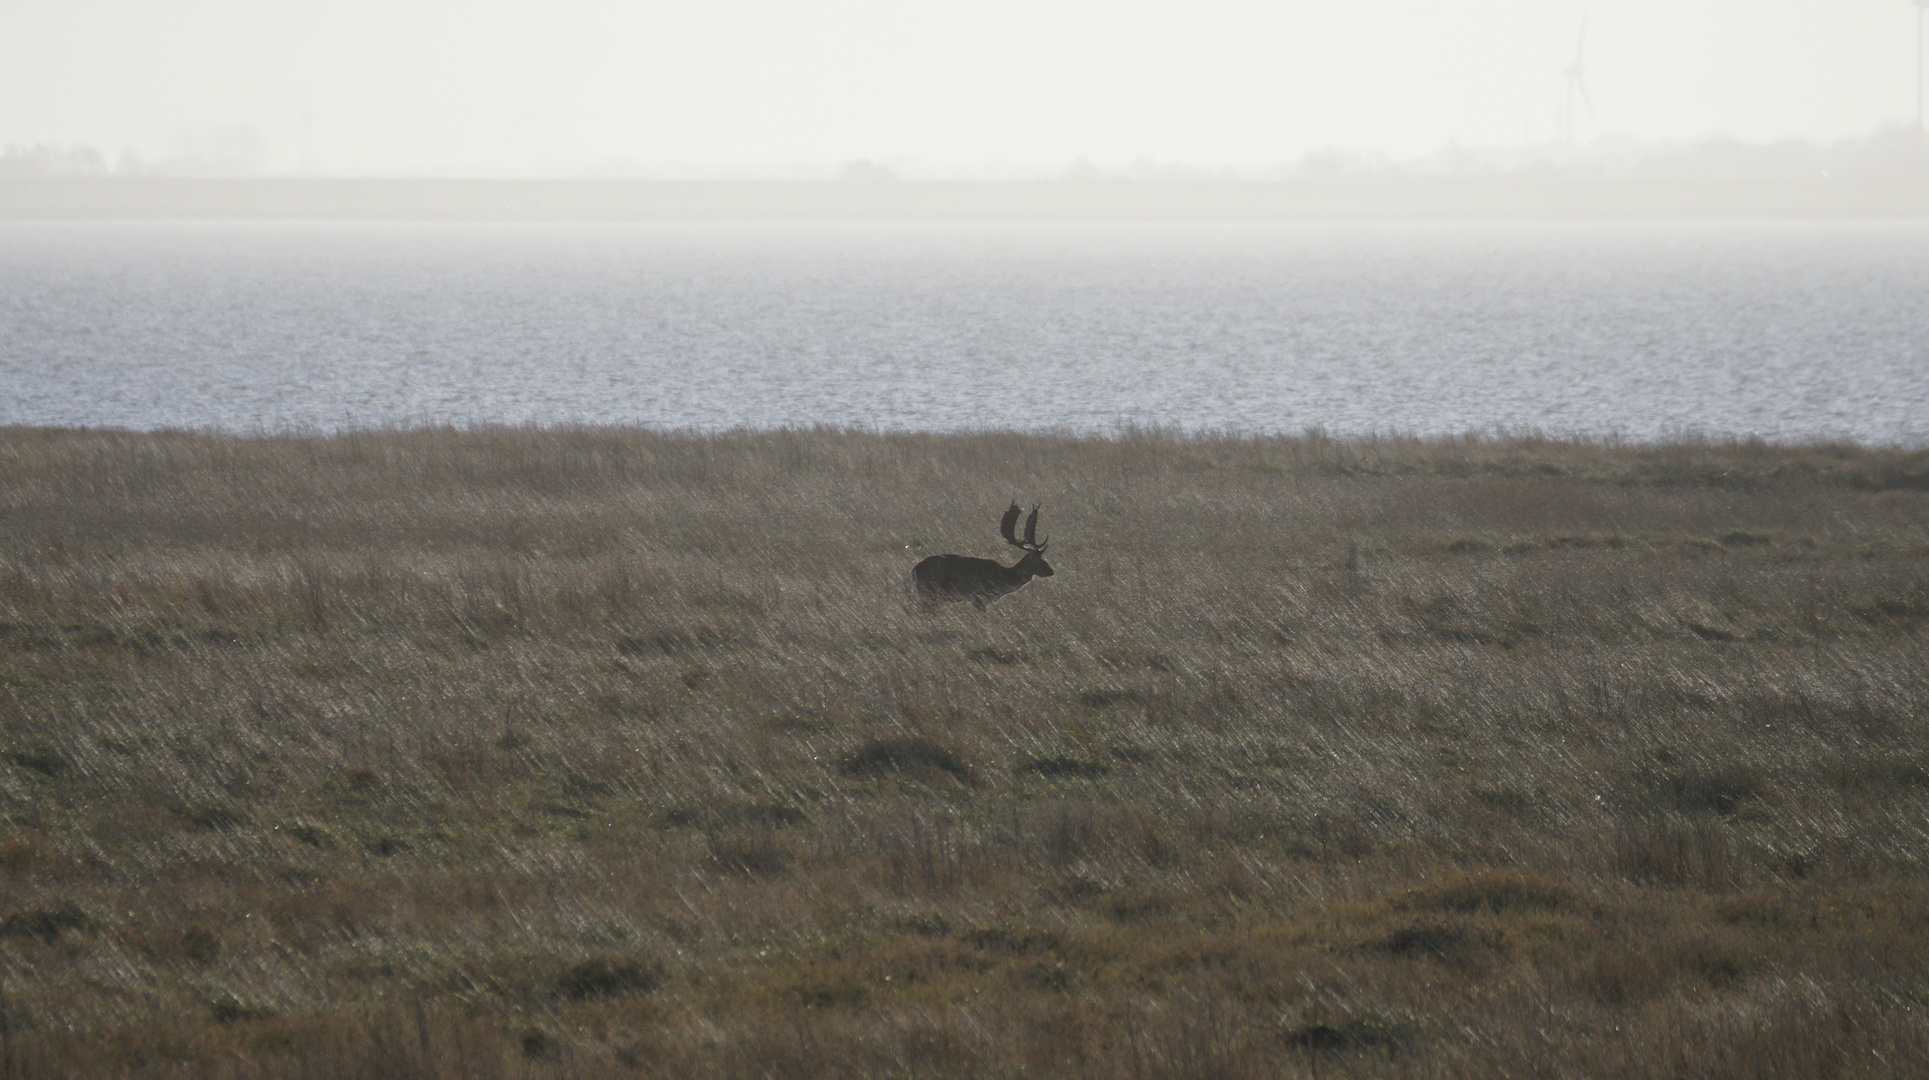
[6,175,1929,221]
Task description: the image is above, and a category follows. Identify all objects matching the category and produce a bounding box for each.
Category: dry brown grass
[1,425,1926,1077]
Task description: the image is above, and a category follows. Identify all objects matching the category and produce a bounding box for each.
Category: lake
[3,220,1925,443]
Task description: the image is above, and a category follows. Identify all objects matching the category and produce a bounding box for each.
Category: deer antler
[1000,503,1046,553]
[1000,503,1023,547]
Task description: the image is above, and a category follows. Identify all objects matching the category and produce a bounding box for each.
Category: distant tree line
[2,126,269,178]
[0,143,110,178]
[7,124,1927,182]
[1296,125,1929,182]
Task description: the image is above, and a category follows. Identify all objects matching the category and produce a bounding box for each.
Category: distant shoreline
[5,176,1928,221]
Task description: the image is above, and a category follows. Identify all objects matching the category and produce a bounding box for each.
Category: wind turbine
[1558,16,1594,146]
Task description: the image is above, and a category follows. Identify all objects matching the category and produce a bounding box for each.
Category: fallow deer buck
[913,503,1055,608]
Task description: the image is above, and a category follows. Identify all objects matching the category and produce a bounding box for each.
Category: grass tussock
[1,424,1927,1077]
[840,737,975,784]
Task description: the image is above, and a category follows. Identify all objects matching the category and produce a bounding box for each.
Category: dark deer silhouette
[913,503,1055,608]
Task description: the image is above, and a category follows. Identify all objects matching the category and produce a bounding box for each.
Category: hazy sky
[3,0,1924,176]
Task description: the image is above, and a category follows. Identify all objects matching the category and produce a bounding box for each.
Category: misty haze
[6,1,1928,178]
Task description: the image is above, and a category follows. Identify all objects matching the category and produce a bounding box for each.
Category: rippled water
[3,220,1926,442]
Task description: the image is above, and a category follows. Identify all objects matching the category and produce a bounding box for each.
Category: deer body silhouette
[913,503,1054,609]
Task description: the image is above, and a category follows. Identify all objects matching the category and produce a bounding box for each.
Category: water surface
[3,221,1925,442]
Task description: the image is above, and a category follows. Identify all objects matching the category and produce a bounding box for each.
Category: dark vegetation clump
[554,959,661,1001]
[1281,1015,1411,1052]
[1644,765,1766,816]
[180,927,222,964]
[0,427,1927,1077]
[705,829,795,878]
[839,737,973,783]
[2,744,69,778]
[521,1029,555,1059]
[208,996,275,1024]
[280,822,332,848]
[1368,921,1504,966]
[0,902,89,942]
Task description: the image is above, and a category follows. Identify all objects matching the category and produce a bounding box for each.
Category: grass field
[2,425,1927,1078]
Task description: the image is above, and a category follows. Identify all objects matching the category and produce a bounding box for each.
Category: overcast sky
[3,0,1924,176]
